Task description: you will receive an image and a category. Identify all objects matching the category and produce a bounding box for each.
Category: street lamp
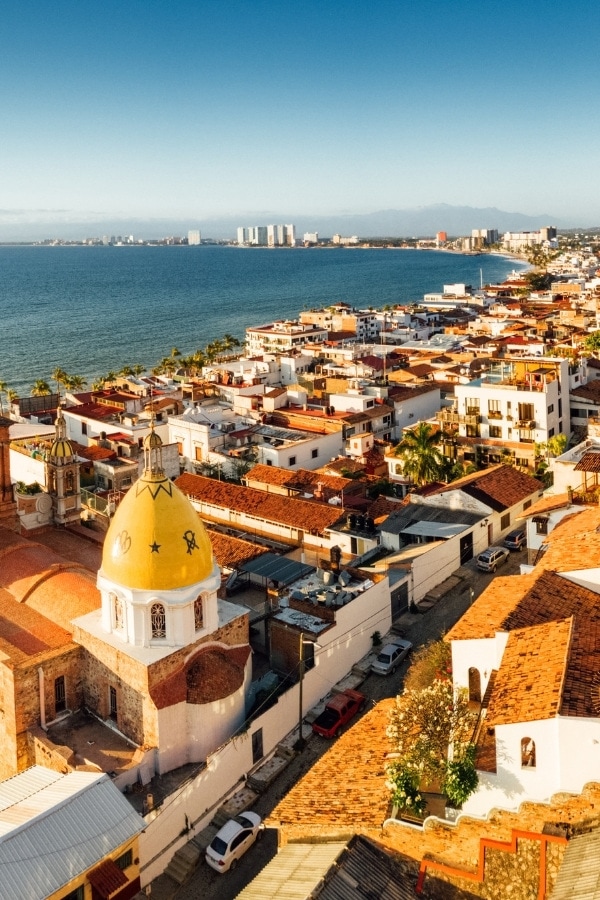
[296,632,320,751]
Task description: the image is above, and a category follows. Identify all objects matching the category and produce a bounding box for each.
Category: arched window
[151,603,166,639]
[521,737,536,768]
[113,594,124,631]
[47,470,56,493]
[194,596,203,631]
[468,667,482,705]
[65,471,74,494]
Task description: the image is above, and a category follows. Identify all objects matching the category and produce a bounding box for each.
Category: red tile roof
[175,474,345,534]
[150,645,251,708]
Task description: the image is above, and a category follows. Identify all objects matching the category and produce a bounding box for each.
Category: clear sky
[2,0,599,229]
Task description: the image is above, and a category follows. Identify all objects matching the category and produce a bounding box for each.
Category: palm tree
[0,380,6,414]
[6,389,18,407]
[67,374,87,391]
[132,363,145,377]
[52,367,68,398]
[394,422,446,487]
[31,380,51,397]
[222,333,241,353]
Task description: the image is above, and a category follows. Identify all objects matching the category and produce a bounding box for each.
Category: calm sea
[0,245,526,397]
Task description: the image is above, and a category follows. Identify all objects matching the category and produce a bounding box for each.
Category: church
[0,418,252,783]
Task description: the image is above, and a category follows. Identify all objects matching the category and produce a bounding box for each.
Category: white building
[447,504,600,820]
[187,229,201,245]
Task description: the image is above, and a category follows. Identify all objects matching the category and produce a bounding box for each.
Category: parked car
[371,639,413,676]
[205,812,263,873]
[504,528,527,551]
[476,546,510,573]
[311,688,365,739]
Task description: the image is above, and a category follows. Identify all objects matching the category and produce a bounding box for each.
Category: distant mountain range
[0,204,590,243]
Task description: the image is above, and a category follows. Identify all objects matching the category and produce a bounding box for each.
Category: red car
[311,688,366,738]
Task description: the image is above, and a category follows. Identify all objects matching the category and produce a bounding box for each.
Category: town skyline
[2,0,599,236]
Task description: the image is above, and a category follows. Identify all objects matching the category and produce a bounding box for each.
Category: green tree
[31,380,51,396]
[394,422,446,487]
[386,678,479,815]
[0,380,6,414]
[584,331,600,354]
[66,374,87,391]
[52,367,68,398]
[547,433,568,458]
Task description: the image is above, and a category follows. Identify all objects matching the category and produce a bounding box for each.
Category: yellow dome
[49,438,74,458]
[101,472,213,590]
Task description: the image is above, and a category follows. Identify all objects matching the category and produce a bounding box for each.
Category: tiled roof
[431,464,543,511]
[570,381,600,401]
[516,492,573,517]
[207,530,268,569]
[537,506,600,571]
[150,645,251,709]
[574,451,600,472]
[175,474,345,534]
[268,700,394,836]
[485,619,572,726]
[0,589,75,665]
[445,573,538,641]
[245,464,353,493]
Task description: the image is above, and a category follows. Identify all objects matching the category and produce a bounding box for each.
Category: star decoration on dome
[149,541,161,553]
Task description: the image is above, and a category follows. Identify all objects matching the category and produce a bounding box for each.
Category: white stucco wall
[155,657,252,774]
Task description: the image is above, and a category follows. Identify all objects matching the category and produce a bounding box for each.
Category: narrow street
[158,551,525,899]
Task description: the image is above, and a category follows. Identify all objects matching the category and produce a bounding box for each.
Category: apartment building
[438,358,572,469]
[245,321,328,355]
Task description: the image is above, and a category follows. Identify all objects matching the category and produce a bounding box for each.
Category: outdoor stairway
[163,840,203,884]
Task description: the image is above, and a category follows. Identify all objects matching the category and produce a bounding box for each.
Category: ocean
[0,245,526,397]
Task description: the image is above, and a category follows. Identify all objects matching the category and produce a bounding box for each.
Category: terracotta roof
[570,382,600,402]
[574,450,600,472]
[446,573,538,641]
[207,530,268,570]
[151,645,251,708]
[0,589,76,665]
[268,700,394,836]
[516,492,573,518]
[431,464,543,511]
[175,474,345,534]
[485,619,572,726]
[87,858,128,897]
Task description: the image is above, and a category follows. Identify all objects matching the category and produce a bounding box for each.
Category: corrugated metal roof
[316,835,415,900]
[550,831,600,899]
[0,767,143,900]
[236,842,347,900]
[240,553,315,586]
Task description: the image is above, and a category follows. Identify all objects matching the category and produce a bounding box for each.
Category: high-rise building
[188,230,201,246]
[238,224,296,246]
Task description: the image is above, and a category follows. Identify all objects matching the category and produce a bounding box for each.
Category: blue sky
[1,1,599,229]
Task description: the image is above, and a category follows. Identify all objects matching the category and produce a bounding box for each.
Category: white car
[371,639,413,676]
[205,811,263,873]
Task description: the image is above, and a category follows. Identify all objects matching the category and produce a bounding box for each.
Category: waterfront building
[187,229,201,245]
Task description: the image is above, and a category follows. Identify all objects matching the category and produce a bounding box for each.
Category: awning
[87,859,128,898]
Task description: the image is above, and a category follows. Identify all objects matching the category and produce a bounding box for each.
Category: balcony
[487,411,503,420]
[516,420,536,429]
[438,409,481,426]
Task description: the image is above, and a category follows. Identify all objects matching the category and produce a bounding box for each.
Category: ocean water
[0,245,526,397]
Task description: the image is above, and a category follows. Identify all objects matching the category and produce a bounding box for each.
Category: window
[547,404,554,414]
[65,471,74,493]
[535,517,549,535]
[115,849,133,870]
[177,441,183,456]
[523,499,532,511]
[61,888,84,900]
[109,686,118,720]
[488,399,501,417]
[266,459,272,466]
[151,603,166,638]
[311,448,318,459]
[252,728,264,764]
[518,403,535,422]
[81,422,88,436]
[289,456,296,466]
[501,513,510,530]
[194,446,203,461]
[489,425,502,438]
[521,737,536,767]
[194,597,203,631]
[54,676,66,714]
[548,428,555,438]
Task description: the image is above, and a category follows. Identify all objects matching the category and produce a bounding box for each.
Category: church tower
[97,426,220,648]
[45,408,81,525]
[0,416,17,524]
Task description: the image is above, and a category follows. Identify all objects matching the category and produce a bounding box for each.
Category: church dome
[49,437,74,458]
[101,470,214,590]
